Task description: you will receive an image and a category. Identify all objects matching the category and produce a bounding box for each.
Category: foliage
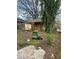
[46,33,53,45]
[41,0,61,33]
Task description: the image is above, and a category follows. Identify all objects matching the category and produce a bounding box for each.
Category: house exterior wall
[34,24,42,31]
[25,22,43,31]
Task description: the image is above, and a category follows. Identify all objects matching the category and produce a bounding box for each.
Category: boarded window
[25,24,31,30]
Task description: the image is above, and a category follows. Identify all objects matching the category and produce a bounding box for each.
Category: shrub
[46,33,53,45]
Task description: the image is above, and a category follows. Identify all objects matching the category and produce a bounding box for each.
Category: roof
[25,19,42,23]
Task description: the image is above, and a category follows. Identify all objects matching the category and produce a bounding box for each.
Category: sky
[17,0,61,21]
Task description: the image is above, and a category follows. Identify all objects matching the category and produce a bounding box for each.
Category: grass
[17,29,61,59]
[17,30,27,50]
[46,32,61,59]
[46,33,53,46]
[17,30,40,50]
[53,39,61,59]
[29,39,40,46]
[52,32,61,59]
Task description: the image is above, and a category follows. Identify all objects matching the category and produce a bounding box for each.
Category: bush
[46,33,53,45]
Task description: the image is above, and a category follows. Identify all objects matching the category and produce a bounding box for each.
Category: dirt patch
[39,40,54,59]
[36,32,61,59]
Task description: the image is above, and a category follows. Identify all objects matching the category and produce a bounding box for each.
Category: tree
[17,0,40,19]
[41,0,61,33]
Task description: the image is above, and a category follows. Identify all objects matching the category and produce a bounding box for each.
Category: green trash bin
[32,32,39,39]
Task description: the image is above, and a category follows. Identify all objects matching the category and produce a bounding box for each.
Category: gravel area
[17,45,45,59]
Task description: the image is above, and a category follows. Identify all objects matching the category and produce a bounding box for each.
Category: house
[17,18,25,30]
[25,19,43,31]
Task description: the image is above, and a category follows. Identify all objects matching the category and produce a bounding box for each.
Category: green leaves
[41,0,61,33]
[46,33,53,45]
